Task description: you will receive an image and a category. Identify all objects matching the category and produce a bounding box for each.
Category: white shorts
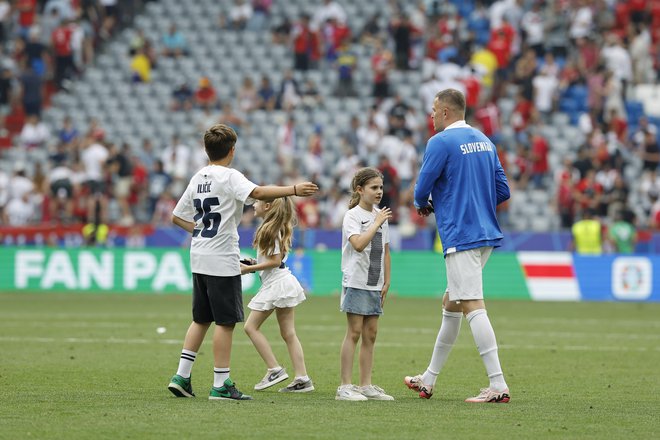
[445,246,493,301]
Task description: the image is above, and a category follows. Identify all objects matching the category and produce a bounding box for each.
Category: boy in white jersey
[167,124,318,401]
[336,167,394,401]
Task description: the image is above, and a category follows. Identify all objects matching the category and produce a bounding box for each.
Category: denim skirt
[340,287,383,316]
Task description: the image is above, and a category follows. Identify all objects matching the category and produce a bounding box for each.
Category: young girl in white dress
[241,197,314,393]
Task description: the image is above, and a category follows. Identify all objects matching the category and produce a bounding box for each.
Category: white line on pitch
[1,313,659,328]
[299,325,660,340]
[0,321,656,341]
[0,321,133,328]
[0,336,657,353]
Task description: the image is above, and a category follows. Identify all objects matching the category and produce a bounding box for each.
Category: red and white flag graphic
[517,252,581,301]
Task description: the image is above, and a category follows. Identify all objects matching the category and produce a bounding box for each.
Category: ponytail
[348,193,361,209]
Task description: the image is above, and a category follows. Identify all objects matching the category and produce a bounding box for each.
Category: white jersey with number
[173,165,257,276]
[341,205,390,290]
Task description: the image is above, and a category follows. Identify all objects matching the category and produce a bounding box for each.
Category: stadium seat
[560,126,584,145]
[553,138,571,154]
[625,101,644,122]
[551,112,570,127]
[529,190,550,206]
[530,216,551,232]
[565,85,589,112]
[635,84,660,117]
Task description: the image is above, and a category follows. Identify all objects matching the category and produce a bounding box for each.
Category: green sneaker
[209,378,253,401]
[168,374,195,398]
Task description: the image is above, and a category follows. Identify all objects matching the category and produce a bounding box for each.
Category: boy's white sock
[466,309,508,392]
[421,309,462,386]
[176,349,196,378]
[213,368,230,388]
[296,375,310,382]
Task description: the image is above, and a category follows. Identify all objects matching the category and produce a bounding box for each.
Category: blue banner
[573,255,659,302]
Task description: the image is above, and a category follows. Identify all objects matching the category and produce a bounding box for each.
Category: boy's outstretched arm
[172,215,195,234]
[250,182,318,200]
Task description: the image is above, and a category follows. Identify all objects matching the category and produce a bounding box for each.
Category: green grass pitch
[1,293,658,439]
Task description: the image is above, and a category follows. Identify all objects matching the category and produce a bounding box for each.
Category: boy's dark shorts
[192,273,244,325]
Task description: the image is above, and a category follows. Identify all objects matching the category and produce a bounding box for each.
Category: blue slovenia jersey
[414,121,510,256]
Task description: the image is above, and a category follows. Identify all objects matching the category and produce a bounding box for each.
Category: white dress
[248,240,306,311]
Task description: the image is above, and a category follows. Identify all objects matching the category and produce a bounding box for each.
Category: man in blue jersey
[404,89,511,403]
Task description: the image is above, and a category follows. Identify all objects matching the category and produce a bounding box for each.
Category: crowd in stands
[0,0,659,253]
[0,0,152,227]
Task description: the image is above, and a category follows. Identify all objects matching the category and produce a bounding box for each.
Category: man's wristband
[293,185,297,196]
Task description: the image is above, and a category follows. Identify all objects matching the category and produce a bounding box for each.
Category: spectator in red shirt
[435,11,457,40]
[530,128,549,189]
[296,197,320,228]
[614,0,630,31]
[474,99,501,143]
[488,18,515,73]
[607,108,628,143]
[556,172,575,228]
[129,154,149,213]
[574,169,603,214]
[425,29,445,60]
[321,17,350,62]
[52,19,76,90]
[292,14,318,71]
[377,154,400,222]
[512,144,532,190]
[332,19,351,48]
[371,40,393,100]
[462,68,481,119]
[576,36,600,76]
[510,91,532,144]
[194,77,218,110]
[16,0,37,38]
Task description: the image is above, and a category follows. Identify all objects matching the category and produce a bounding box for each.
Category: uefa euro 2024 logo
[612,257,652,301]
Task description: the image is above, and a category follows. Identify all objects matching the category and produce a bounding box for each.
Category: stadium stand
[1,0,659,240]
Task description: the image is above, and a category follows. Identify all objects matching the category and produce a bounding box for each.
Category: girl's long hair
[348,167,383,209]
[253,197,296,256]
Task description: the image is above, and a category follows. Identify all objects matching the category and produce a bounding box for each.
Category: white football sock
[176,349,196,378]
[213,368,230,388]
[466,309,508,392]
[421,309,463,386]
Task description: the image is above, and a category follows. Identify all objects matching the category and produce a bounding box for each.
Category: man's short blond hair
[435,89,466,115]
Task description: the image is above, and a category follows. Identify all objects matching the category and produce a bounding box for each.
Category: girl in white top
[241,197,314,393]
[336,167,393,401]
